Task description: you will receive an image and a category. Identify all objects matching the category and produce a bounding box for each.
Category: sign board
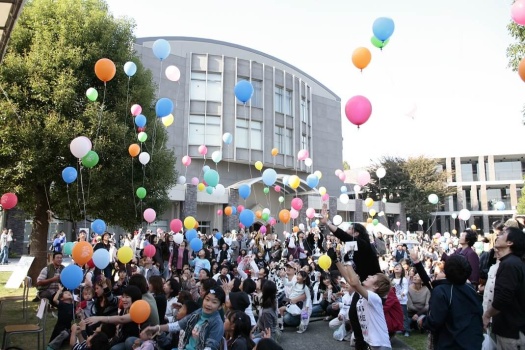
[5,255,35,289]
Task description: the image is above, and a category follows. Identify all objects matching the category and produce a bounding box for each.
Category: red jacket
[384,287,404,334]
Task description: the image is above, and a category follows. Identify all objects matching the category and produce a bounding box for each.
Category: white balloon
[214,184,226,196]
[211,150,222,163]
[418,220,423,225]
[70,136,92,159]
[339,193,349,204]
[333,215,343,226]
[353,185,361,193]
[262,208,271,215]
[458,209,471,221]
[139,152,150,165]
[165,65,181,82]
[173,233,184,244]
[299,223,305,231]
[376,167,386,179]
[451,213,457,219]
[177,176,186,184]
[304,158,313,167]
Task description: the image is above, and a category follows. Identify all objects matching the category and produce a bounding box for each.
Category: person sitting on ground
[69,320,110,350]
[36,252,65,301]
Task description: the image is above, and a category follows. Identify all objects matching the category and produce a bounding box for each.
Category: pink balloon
[1,193,18,210]
[297,149,309,161]
[335,169,342,176]
[143,208,156,223]
[290,208,299,219]
[274,185,281,192]
[260,226,267,234]
[130,104,142,116]
[191,177,199,186]
[269,218,277,226]
[291,198,303,211]
[170,219,183,232]
[182,155,191,167]
[238,223,244,228]
[338,172,346,181]
[306,208,316,219]
[144,244,156,258]
[198,145,208,156]
[321,193,329,201]
[345,95,372,127]
[512,0,525,25]
[357,170,371,186]
[396,221,401,226]
[237,205,244,213]
[217,210,223,216]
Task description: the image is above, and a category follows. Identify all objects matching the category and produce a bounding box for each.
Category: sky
[106,0,524,168]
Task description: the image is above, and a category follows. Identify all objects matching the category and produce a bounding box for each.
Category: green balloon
[136,187,146,199]
[278,196,284,203]
[263,187,270,194]
[372,219,379,226]
[81,150,99,168]
[261,213,269,221]
[371,36,390,49]
[138,132,148,142]
[86,87,98,102]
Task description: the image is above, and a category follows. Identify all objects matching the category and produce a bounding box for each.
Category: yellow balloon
[271,148,278,156]
[452,229,457,235]
[369,209,376,217]
[197,183,205,191]
[319,186,327,196]
[184,216,196,230]
[365,198,374,208]
[471,225,477,230]
[289,175,300,189]
[314,170,322,179]
[162,114,174,127]
[318,254,332,271]
[255,161,263,171]
[117,246,133,264]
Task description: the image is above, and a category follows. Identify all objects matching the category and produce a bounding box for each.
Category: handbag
[286,303,302,316]
[481,330,496,350]
[333,322,346,341]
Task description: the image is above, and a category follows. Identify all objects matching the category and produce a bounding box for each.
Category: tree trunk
[27,185,50,283]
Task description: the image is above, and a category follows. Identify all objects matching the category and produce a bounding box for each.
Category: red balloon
[170,219,183,232]
[137,127,145,132]
[1,193,18,210]
[144,244,156,258]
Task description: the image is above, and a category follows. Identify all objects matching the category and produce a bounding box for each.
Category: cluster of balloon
[372,17,395,45]
[0,193,18,210]
[64,136,98,184]
[345,95,372,128]
[370,37,390,50]
[234,80,254,104]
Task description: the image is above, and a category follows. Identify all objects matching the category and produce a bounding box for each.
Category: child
[172,300,200,350]
[47,285,74,350]
[76,286,94,319]
[328,280,354,333]
[278,270,311,331]
[391,263,410,336]
[69,321,110,350]
[224,310,255,350]
[132,327,157,350]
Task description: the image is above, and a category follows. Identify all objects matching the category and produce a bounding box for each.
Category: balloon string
[151,61,164,161]
[66,184,74,224]
[79,160,87,228]
[425,204,439,233]
[93,83,107,151]
[131,157,137,218]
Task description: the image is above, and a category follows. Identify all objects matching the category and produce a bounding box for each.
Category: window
[284,128,293,156]
[190,72,222,102]
[275,126,283,152]
[236,119,262,150]
[275,86,283,113]
[301,135,309,152]
[284,89,293,115]
[300,98,307,122]
[251,80,262,108]
[189,115,221,146]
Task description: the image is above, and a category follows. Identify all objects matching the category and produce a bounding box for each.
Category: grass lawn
[398,331,429,350]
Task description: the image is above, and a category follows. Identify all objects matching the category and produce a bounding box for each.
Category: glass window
[284,89,293,115]
[190,72,206,100]
[300,98,307,122]
[301,134,309,151]
[284,128,293,156]
[189,115,221,146]
[461,163,474,182]
[251,80,262,108]
[275,126,283,151]
[190,72,222,102]
[236,119,262,150]
[275,86,283,113]
[494,161,523,180]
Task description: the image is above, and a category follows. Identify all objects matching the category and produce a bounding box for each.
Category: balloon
[319,187,327,196]
[297,149,309,161]
[203,169,219,187]
[128,144,140,158]
[185,229,197,242]
[197,183,205,191]
[262,168,277,186]
[134,114,147,128]
[205,186,214,195]
[367,218,373,223]
[318,255,331,271]
[152,39,171,60]
[345,95,372,127]
[198,145,208,156]
[376,167,386,179]
[372,17,395,41]
[62,167,77,184]
[214,184,226,196]
[222,133,233,145]
[396,221,401,227]
[130,300,151,324]
[138,132,148,143]
[165,65,180,81]
[338,172,346,181]
[94,58,116,83]
[278,196,284,203]
[306,208,316,219]
[184,216,196,229]
[271,148,278,156]
[306,174,319,188]
[162,114,174,127]
[92,249,110,269]
[418,220,424,225]
[495,201,505,210]
[290,208,299,220]
[288,175,301,189]
[211,151,222,163]
[512,0,525,25]
[170,219,183,232]
[263,187,270,194]
[190,237,203,251]
[339,194,349,204]
[428,194,439,205]
[173,233,184,244]
[131,104,142,116]
[291,198,303,211]
[352,47,372,71]
[451,213,458,220]
[176,176,186,185]
[240,209,255,227]
[60,265,83,290]
[369,209,376,217]
[365,198,374,208]
[340,186,348,193]
[314,170,323,179]
[91,219,106,234]
[372,219,379,226]
[282,175,290,186]
[279,209,291,224]
[136,187,146,199]
[260,226,267,234]
[190,177,199,186]
[458,209,471,221]
[274,185,281,192]
[255,161,263,171]
[117,246,133,264]
[357,171,371,186]
[293,226,299,233]
[224,207,232,216]
[452,229,457,235]
[519,58,525,83]
[144,244,156,258]
[143,208,156,223]
[86,87,98,101]
[239,184,251,199]
[182,155,191,166]
[215,232,223,240]
[371,36,390,49]
[471,225,477,230]
[72,241,93,266]
[255,210,262,219]
[155,98,174,118]
[234,80,254,103]
[124,61,137,77]
[139,152,150,165]
[70,136,92,159]
[202,165,210,173]
[304,158,313,167]
[81,150,99,168]
[63,242,74,255]
[321,194,329,201]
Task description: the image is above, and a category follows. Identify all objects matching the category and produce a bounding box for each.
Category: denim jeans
[0,246,8,263]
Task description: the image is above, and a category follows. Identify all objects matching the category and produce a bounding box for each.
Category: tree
[517,181,525,214]
[367,156,453,221]
[0,0,176,280]
[507,20,525,123]
[343,160,351,170]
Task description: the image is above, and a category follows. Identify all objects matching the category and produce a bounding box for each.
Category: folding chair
[2,298,48,350]
[0,276,31,322]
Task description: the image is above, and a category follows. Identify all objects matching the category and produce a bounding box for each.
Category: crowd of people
[30,213,525,350]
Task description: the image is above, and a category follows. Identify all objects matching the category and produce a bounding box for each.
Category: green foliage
[367,156,453,221]
[517,178,525,214]
[343,160,351,170]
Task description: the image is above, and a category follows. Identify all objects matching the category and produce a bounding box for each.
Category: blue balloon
[372,17,395,41]
[91,219,106,234]
[306,174,319,188]
[234,80,254,103]
[124,61,137,77]
[231,206,237,215]
[340,185,348,193]
[262,168,277,187]
[190,237,203,251]
[239,209,255,227]
[62,166,77,184]
[311,221,317,228]
[134,114,147,128]
[206,186,214,194]
[222,133,233,145]
[92,248,110,269]
[204,169,219,187]
[60,264,83,290]
[186,229,197,242]
[239,184,251,200]
[215,232,223,240]
[155,98,174,118]
[152,39,171,60]
[202,165,211,173]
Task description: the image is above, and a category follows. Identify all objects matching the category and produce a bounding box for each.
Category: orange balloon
[224,206,232,216]
[72,241,93,266]
[519,57,525,82]
[352,47,372,71]
[129,300,151,324]
[255,210,262,219]
[194,221,199,229]
[293,226,299,233]
[128,144,140,157]
[94,58,116,83]
[279,209,290,224]
[271,148,278,156]
[366,218,373,224]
